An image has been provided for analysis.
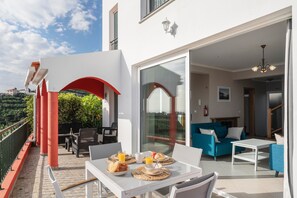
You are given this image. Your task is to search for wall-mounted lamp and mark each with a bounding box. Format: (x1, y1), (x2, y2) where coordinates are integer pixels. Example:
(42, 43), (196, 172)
(162, 18), (178, 37)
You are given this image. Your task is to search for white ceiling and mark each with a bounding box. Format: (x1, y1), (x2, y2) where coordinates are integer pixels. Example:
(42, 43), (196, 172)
(190, 21), (287, 71)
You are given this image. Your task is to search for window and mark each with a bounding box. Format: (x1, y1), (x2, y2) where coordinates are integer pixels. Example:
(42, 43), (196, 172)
(149, 0), (168, 13)
(141, 0), (171, 19)
(140, 58), (186, 154)
(109, 5), (118, 50)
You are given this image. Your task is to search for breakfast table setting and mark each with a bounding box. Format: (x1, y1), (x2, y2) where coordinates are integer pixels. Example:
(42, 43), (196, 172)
(85, 151), (202, 198)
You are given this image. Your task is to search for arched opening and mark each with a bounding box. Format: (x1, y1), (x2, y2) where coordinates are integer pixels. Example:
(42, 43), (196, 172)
(141, 82), (178, 153)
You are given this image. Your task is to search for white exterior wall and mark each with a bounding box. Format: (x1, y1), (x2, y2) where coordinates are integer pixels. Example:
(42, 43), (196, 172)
(103, 0), (297, 195)
(40, 50), (121, 93)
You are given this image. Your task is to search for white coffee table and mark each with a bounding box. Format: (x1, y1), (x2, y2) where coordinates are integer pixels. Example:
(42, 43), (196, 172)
(231, 138), (275, 171)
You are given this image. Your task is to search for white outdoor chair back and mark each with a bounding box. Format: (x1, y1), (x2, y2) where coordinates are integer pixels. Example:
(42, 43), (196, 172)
(47, 166), (96, 197)
(172, 143), (202, 167)
(169, 172), (218, 198)
(89, 142), (122, 160)
(47, 166), (64, 198)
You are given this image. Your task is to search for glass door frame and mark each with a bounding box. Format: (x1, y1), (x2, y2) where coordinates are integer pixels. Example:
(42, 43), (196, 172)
(137, 52), (190, 152)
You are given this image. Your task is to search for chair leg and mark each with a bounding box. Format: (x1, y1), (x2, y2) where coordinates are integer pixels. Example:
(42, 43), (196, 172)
(275, 171), (279, 177)
(76, 149), (79, 158)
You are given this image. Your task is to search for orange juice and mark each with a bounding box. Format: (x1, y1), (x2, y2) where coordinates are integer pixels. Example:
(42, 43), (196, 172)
(145, 156), (153, 165)
(118, 152), (126, 163)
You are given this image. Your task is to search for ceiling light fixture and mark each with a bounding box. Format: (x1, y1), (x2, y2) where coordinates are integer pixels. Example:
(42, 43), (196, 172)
(251, 44), (276, 73)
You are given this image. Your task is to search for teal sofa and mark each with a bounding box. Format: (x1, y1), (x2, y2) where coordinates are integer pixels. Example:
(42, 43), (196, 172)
(191, 122), (246, 160)
(270, 144), (284, 177)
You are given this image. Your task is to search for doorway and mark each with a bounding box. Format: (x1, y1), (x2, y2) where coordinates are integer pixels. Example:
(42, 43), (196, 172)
(244, 88), (255, 137)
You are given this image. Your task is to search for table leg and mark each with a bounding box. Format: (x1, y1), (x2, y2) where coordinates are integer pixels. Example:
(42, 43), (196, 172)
(254, 148), (258, 171)
(85, 168), (93, 198)
(231, 144), (235, 165)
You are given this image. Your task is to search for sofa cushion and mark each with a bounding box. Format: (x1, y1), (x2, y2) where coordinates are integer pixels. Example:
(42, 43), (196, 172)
(275, 133), (284, 145)
(200, 128), (220, 143)
(214, 126), (227, 138)
(226, 127), (243, 140)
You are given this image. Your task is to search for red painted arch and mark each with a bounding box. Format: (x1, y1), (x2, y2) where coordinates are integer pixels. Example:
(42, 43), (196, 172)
(61, 77), (120, 98)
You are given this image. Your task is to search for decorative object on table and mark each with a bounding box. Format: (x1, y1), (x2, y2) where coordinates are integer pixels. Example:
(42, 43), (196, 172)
(251, 44), (276, 73)
(134, 153), (144, 163)
(217, 86), (231, 102)
(131, 166), (170, 181)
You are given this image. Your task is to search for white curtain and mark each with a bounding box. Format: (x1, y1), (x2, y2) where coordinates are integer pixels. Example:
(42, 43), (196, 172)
(284, 19), (293, 198)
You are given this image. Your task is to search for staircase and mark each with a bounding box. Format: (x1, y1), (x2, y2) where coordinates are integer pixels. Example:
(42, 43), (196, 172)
(267, 104), (283, 139)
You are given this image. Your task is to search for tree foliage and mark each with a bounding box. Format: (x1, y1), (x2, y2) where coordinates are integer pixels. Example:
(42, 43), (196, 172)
(81, 94), (102, 127)
(0, 93), (27, 129)
(25, 95), (34, 131)
(58, 93), (83, 124)
(58, 93), (102, 127)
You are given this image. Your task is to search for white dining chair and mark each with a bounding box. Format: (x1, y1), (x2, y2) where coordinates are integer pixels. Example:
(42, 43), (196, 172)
(47, 166), (96, 198)
(89, 142), (122, 160)
(172, 143), (203, 167)
(169, 172), (218, 198)
(155, 143), (203, 197)
(89, 142), (122, 197)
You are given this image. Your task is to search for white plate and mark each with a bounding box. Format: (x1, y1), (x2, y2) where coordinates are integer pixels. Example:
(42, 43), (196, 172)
(107, 167), (129, 176)
(142, 167), (164, 176)
(111, 154), (133, 161)
(154, 156), (170, 162)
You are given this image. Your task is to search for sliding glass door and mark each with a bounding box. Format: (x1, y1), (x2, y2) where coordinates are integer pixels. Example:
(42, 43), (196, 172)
(140, 58), (186, 154)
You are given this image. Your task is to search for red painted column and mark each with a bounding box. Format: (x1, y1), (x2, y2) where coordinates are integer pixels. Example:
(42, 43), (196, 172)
(48, 92), (59, 167)
(36, 92), (41, 146)
(169, 97), (177, 148)
(40, 82), (48, 155)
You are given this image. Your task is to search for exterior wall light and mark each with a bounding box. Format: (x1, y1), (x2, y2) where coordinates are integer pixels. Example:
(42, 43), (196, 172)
(162, 18), (178, 37)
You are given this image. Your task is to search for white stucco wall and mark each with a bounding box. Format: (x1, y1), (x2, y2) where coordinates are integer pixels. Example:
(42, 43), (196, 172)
(40, 50), (121, 93)
(102, 2), (297, 195)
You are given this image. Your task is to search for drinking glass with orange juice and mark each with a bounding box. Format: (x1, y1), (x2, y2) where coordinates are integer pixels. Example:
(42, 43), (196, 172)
(145, 156), (153, 165)
(118, 152), (126, 163)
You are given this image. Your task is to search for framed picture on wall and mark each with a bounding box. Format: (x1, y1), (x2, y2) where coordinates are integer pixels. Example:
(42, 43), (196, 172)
(217, 86), (231, 102)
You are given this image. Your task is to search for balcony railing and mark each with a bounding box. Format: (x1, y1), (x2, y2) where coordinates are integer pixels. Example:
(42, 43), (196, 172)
(110, 38), (118, 50)
(0, 119), (30, 189)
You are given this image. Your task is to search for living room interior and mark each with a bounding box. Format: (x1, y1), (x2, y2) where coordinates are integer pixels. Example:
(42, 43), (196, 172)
(188, 20), (287, 197)
(189, 20), (286, 139)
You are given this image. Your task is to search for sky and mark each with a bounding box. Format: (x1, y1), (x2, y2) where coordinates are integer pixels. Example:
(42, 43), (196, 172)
(0, 0), (102, 93)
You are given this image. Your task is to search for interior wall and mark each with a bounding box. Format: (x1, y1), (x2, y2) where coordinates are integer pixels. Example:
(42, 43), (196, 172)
(191, 65), (254, 127)
(190, 73), (210, 123)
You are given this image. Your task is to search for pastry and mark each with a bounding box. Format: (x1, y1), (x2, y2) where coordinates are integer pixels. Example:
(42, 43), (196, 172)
(154, 153), (165, 160)
(108, 161), (119, 173)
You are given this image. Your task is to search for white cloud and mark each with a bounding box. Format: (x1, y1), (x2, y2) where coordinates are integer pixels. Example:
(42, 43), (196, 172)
(0, 0), (98, 92)
(0, 0), (77, 29)
(0, 20), (73, 92)
(0, 0), (97, 32)
(69, 4), (97, 32)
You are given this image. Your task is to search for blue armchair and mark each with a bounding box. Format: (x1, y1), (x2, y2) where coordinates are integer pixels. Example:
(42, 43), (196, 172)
(270, 144), (284, 177)
(191, 122), (246, 160)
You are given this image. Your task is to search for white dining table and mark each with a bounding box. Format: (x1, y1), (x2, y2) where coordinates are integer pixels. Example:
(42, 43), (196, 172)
(85, 158), (202, 198)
